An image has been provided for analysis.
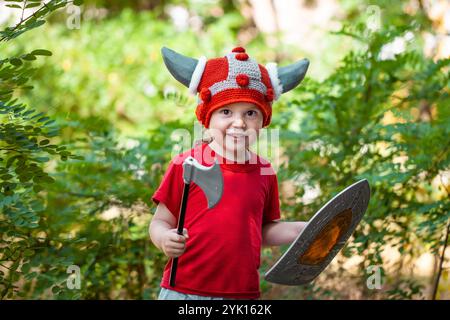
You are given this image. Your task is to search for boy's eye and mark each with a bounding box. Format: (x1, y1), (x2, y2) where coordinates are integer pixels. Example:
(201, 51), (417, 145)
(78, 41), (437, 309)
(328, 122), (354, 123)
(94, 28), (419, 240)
(219, 109), (258, 117)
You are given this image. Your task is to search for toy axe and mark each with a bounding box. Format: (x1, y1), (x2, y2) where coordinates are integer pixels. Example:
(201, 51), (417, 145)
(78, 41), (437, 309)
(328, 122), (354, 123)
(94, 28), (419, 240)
(169, 156), (223, 287)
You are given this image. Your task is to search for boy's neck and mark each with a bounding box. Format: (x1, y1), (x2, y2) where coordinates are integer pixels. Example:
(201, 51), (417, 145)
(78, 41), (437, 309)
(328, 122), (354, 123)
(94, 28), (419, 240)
(208, 140), (250, 163)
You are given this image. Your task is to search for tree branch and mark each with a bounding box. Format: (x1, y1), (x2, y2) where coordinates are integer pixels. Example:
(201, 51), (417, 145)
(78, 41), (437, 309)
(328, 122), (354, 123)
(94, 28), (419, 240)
(0, 0), (75, 42)
(432, 219), (450, 300)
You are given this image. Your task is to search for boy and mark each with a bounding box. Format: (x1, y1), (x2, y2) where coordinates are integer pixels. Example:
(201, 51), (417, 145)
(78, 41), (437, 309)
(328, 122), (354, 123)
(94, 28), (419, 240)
(150, 46), (309, 300)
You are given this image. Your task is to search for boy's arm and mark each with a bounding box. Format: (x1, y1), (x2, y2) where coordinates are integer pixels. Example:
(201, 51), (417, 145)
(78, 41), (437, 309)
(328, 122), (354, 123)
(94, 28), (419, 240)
(149, 202), (188, 257)
(149, 202), (176, 250)
(262, 220), (307, 247)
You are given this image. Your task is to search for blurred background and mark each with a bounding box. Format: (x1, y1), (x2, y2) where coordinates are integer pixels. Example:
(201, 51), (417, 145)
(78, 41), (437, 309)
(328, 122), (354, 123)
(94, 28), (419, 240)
(0, 0), (449, 299)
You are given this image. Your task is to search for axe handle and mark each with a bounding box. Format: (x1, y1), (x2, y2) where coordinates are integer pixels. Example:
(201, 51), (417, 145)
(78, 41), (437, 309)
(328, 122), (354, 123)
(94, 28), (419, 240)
(169, 182), (190, 287)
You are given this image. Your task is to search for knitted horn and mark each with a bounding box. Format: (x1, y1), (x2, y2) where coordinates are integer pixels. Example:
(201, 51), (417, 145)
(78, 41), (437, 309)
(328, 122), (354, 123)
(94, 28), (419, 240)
(278, 58), (310, 93)
(161, 47), (207, 94)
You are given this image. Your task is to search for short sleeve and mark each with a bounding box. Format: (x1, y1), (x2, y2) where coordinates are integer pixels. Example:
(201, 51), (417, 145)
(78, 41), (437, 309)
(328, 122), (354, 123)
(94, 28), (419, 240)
(262, 173), (281, 224)
(151, 159), (184, 219)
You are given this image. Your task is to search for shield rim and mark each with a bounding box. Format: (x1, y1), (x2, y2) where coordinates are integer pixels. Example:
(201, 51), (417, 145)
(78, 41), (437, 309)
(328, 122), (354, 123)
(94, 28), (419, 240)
(264, 179), (370, 285)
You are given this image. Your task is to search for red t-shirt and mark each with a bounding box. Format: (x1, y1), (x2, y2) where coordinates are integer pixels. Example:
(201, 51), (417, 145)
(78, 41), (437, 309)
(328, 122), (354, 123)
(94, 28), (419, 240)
(151, 142), (281, 299)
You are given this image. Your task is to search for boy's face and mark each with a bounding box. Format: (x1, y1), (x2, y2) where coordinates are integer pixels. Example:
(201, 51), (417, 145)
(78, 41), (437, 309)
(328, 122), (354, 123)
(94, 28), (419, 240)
(208, 102), (264, 155)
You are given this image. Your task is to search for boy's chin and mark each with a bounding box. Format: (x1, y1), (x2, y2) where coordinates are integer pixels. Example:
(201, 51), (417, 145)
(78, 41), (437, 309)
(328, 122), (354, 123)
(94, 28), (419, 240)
(223, 143), (248, 154)
(213, 136), (252, 155)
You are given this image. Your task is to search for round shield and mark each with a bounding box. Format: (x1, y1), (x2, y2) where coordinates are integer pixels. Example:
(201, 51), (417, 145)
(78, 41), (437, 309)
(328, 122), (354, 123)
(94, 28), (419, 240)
(264, 179), (370, 285)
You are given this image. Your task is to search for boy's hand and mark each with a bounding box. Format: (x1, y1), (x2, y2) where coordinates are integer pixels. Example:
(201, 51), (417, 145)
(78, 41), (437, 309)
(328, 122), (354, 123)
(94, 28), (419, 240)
(161, 228), (189, 258)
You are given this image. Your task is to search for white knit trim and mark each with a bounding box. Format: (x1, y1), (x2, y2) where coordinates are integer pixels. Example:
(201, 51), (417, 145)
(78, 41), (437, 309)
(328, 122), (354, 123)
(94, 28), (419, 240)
(265, 62), (283, 100)
(188, 56), (207, 95)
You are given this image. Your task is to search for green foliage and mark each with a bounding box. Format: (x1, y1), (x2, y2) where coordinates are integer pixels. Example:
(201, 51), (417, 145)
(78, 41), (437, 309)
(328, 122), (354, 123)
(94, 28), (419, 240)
(1, 4), (249, 299)
(274, 22), (449, 299)
(0, 1), (75, 41)
(6, 7), (251, 137)
(40, 119), (181, 299)
(1, 0), (83, 299)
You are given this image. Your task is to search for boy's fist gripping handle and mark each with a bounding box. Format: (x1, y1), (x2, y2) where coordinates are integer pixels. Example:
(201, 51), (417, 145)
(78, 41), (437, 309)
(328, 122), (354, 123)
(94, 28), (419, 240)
(169, 156), (223, 287)
(169, 182), (191, 287)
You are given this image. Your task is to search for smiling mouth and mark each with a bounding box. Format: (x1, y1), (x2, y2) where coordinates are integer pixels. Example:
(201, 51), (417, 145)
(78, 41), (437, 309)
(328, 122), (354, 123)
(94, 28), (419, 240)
(227, 134), (247, 139)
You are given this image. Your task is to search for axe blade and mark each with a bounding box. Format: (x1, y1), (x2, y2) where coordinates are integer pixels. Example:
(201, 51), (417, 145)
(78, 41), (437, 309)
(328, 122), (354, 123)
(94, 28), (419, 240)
(182, 156), (223, 209)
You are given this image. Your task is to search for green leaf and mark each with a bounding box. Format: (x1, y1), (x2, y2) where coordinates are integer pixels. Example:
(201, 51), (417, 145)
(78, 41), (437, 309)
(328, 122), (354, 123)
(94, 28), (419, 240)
(33, 185), (44, 193)
(18, 174), (32, 182)
(34, 157), (49, 162)
(7, 155), (21, 167)
(6, 4), (22, 9)
(22, 54), (37, 61)
(30, 112), (45, 120)
(42, 176), (55, 183)
(24, 272), (38, 280)
(25, 2), (41, 9)
(10, 260), (20, 271)
(44, 120), (56, 126)
(51, 286), (61, 294)
(30, 49), (52, 56)
(13, 105), (26, 114)
(39, 139), (50, 146)
(24, 249), (35, 257)
(9, 58), (22, 66)
(22, 110), (36, 117)
(37, 117), (50, 123)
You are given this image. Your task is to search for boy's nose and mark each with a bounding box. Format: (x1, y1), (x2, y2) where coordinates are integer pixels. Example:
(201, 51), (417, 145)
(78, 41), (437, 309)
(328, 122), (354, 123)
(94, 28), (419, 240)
(231, 116), (246, 128)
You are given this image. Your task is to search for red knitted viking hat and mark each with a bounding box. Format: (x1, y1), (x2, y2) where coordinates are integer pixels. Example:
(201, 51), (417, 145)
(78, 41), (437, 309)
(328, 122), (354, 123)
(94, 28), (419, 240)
(190, 47), (281, 128)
